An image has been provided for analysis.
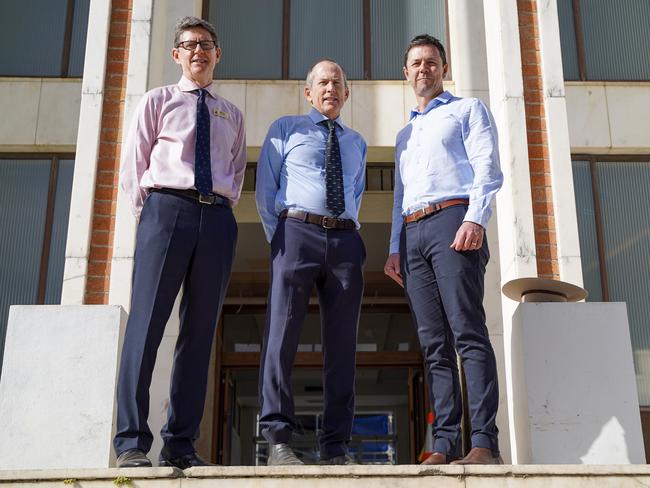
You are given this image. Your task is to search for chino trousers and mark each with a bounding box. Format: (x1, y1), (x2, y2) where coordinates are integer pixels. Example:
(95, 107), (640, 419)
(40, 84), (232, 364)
(400, 204), (499, 457)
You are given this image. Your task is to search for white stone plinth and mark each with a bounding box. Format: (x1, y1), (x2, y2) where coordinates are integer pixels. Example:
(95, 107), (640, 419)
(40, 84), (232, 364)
(0, 305), (127, 470)
(510, 302), (645, 463)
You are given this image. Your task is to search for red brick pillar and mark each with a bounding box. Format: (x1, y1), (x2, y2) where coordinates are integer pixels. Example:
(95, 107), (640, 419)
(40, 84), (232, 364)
(517, 0), (559, 279)
(85, 1), (132, 304)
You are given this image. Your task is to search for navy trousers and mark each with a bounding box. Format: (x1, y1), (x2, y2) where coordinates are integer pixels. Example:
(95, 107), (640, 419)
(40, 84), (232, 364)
(113, 191), (237, 458)
(259, 217), (365, 459)
(400, 205), (499, 457)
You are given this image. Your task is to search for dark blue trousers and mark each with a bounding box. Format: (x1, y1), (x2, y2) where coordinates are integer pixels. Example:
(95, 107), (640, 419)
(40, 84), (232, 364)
(400, 205), (499, 457)
(113, 191), (237, 458)
(259, 217), (365, 459)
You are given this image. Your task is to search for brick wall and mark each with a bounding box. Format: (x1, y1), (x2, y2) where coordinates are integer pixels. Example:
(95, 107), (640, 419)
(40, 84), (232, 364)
(518, 0), (559, 279)
(85, 1), (132, 304)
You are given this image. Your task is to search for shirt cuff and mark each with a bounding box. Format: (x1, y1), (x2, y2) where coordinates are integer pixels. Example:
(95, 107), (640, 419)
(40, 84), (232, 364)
(389, 239), (400, 255)
(464, 204), (492, 229)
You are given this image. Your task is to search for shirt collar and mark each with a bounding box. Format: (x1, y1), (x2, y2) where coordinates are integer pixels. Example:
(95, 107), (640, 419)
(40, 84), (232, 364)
(177, 76), (217, 99)
(308, 107), (343, 130)
(409, 90), (453, 120)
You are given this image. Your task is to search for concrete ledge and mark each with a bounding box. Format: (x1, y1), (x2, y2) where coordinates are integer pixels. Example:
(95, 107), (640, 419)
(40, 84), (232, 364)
(2, 465), (650, 487)
(0, 467), (181, 481)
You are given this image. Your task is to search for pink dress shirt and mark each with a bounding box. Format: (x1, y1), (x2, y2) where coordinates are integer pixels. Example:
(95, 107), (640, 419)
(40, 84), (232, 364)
(120, 76), (247, 217)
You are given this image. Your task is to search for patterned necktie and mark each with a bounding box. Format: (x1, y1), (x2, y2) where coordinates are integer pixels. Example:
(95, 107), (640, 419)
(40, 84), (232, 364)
(322, 119), (345, 216)
(194, 88), (213, 195)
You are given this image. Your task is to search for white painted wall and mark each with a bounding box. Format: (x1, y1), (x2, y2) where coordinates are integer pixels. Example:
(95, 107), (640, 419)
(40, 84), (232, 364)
(566, 82), (650, 154)
(0, 79), (80, 149)
(2, 80), (648, 155)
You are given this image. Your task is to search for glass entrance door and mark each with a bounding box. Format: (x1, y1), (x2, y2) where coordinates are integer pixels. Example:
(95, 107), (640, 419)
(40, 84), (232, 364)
(213, 307), (426, 465)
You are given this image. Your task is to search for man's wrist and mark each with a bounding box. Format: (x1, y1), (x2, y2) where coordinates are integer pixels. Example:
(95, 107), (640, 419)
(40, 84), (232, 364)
(462, 219), (484, 230)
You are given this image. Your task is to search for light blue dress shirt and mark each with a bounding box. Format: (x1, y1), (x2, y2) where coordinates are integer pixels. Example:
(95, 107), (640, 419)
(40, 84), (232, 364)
(256, 108), (367, 242)
(389, 91), (503, 254)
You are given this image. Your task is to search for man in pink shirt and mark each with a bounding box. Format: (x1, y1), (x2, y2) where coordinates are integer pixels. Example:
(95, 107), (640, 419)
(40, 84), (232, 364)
(114, 16), (245, 469)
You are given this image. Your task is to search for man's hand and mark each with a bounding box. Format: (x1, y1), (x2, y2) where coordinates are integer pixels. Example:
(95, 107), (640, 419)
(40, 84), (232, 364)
(450, 221), (484, 251)
(384, 253), (403, 287)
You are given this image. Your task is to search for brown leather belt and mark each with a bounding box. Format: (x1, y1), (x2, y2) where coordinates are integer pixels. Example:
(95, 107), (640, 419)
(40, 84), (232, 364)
(151, 187), (230, 207)
(279, 209), (356, 230)
(404, 199), (469, 224)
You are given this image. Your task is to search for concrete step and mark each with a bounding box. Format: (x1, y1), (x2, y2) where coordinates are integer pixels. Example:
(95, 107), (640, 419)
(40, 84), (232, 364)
(1, 465), (650, 487)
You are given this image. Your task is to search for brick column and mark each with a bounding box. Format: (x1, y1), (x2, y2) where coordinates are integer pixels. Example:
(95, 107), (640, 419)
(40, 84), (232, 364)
(517, 0), (559, 279)
(85, 1), (132, 304)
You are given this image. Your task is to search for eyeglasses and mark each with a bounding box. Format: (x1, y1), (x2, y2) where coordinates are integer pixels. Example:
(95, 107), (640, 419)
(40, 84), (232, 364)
(177, 40), (217, 51)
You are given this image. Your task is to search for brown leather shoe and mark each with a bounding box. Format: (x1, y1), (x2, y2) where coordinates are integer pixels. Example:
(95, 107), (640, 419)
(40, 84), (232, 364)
(421, 452), (449, 465)
(450, 447), (503, 465)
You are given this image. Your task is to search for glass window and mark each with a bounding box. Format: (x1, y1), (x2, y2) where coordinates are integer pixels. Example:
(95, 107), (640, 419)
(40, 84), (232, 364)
(0, 156), (75, 376)
(571, 160), (602, 301)
(205, 0), (449, 80)
(572, 158), (650, 405)
(223, 312), (419, 353)
(68, 0), (91, 77)
(596, 161), (650, 404)
(371, 0), (447, 80)
(559, 0), (650, 80)
(557, 0), (580, 81)
(44, 159), (75, 303)
(289, 0), (364, 80)
(209, 0), (283, 79)
(0, 0), (90, 77)
(580, 0), (650, 80)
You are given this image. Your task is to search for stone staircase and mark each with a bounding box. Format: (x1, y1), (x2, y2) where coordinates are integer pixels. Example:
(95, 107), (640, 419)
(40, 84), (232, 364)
(2, 465), (650, 487)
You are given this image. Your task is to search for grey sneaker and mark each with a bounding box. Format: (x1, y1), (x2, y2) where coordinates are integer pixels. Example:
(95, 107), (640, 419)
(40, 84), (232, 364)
(319, 454), (357, 465)
(267, 443), (304, 465)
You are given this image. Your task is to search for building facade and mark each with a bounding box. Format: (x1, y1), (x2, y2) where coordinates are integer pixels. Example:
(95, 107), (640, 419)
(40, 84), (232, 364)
(0, 0), (649, 464)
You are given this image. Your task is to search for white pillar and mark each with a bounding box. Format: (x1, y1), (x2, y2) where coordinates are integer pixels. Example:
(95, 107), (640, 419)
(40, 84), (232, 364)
(447, 0), (489, 101)
(448, 0), (511, 462)
(61, 0), (112, 304)
(482, 0), (538, 464)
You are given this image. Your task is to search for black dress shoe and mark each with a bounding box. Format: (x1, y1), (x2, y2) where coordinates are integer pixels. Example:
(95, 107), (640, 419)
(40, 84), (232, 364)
(159, 452), (215, 469)
(116, 449), (152, 468)
(267, 443), (304, 465)
(319, 453), (357, 465)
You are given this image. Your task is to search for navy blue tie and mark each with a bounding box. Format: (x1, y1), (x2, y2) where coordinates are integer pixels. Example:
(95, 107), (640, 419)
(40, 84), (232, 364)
(194, 88), (213, 195)
(322, 119), (345, 216)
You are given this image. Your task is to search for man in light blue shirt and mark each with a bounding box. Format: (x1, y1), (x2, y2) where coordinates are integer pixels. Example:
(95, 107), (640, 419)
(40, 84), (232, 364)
(384, 35), (503, 465)
(256, 59), (367, 466)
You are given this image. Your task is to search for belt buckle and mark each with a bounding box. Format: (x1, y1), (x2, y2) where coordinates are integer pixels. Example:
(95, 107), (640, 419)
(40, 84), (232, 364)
(321, 216), (337, 229)
(198, 194), (215, 205)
